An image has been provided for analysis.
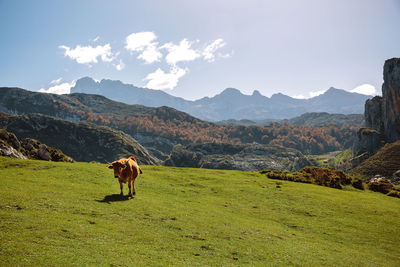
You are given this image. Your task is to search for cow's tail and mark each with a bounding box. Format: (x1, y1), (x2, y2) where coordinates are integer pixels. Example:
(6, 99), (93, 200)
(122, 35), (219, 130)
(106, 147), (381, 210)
(139, 168), (143, 174)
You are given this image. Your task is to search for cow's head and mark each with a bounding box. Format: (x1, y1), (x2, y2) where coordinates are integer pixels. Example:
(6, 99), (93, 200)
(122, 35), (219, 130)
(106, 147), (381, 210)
(108, 161), (127, 178)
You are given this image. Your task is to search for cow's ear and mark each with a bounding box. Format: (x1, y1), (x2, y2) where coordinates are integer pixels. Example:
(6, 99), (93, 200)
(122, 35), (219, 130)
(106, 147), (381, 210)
(108, 165), (113, 169)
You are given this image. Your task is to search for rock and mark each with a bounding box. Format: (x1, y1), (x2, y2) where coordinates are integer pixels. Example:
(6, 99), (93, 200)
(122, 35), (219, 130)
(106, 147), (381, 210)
(365, 96), (384, 132)
(367, 176), (394, 194)
(353, 128), (384, 163)
(393, 170), (400, 182)
(38, 144), (51, 161)
(353, 58), (400, 165)
(0, 129), (20, 149)
(383, 58), (400, 142)
(0, 141), (27, 159)
(0, 128), (73, 162)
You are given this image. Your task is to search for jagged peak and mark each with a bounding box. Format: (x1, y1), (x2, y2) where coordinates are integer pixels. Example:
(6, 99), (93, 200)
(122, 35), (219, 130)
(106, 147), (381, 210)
(252, 90), (262, 96)
(270, 92), (293, 100)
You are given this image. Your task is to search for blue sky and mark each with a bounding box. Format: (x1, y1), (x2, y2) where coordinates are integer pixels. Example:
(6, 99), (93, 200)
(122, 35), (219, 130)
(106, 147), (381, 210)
(0, 0), (399, 100)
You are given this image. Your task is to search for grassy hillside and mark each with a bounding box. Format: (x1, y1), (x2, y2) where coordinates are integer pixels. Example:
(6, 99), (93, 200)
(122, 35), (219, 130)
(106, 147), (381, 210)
(0, 157), (399, 266)
(351, 141), (400, 179)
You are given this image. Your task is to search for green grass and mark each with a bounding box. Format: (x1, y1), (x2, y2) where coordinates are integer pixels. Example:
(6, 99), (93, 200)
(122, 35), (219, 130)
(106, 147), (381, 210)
(327, 148), (354, 171)
(0, 157), (399, 266)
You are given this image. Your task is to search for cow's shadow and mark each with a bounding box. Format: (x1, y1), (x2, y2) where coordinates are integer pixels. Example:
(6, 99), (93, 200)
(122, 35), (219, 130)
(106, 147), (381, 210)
(96, 194), (133, 204)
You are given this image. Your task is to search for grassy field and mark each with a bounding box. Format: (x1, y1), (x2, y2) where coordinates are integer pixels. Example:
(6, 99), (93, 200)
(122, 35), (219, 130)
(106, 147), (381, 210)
(0, 157), (399, 266)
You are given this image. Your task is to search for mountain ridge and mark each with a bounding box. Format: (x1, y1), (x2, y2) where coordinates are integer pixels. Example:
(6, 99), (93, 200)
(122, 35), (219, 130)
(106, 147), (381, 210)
(70, 77), (372, 121)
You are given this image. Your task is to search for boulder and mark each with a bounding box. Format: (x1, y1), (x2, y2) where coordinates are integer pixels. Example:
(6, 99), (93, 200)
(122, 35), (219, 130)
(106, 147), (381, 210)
(0, 129), (20, 150)
(0, 140), (27, 159)
(38, 144), (51, 161)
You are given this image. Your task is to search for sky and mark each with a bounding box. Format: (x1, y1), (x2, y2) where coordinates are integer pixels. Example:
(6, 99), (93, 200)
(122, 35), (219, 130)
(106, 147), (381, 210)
(0, 0), (399, 100)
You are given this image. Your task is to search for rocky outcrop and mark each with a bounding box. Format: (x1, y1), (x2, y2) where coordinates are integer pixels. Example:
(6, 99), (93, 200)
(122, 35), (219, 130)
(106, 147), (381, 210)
(164, 143), (311, 171)
(365, 96), (384, 132)
(0, 141), (26, 159)
(383, 58), (400, 142)
(0, 113), (159, 164)
(353, 128), (384, 158)
(0, 129), (72, 162)
(353, 58), (400, 165)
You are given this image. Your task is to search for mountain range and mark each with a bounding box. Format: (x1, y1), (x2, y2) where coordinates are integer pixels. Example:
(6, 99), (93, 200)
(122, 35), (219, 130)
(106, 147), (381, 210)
(71, 77), (372, 121)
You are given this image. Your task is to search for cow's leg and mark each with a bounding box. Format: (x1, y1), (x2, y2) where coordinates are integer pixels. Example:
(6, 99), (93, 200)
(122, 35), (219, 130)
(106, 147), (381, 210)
(132, 180), (136, 195)
(128, 180), (132, 197)
(119, 181), (123, 196)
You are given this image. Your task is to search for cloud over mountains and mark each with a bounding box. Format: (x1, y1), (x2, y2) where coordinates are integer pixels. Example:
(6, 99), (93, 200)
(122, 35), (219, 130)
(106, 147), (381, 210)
(57, 31), (232, 91)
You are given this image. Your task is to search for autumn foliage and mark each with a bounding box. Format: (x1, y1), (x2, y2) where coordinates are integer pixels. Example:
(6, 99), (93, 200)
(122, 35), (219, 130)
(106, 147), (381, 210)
(81, 107), (357, 155)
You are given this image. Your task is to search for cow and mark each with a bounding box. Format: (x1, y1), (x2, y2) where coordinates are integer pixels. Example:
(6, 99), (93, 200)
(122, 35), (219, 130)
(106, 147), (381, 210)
(108, 156), (143, 196)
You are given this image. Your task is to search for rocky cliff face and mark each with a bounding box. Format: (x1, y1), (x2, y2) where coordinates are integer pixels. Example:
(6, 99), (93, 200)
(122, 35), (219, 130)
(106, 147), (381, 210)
(365, 96), (384, 132)
(383, 58), (400, 142)
(354, 58), (400, 165)
(0, 129), (73, 162)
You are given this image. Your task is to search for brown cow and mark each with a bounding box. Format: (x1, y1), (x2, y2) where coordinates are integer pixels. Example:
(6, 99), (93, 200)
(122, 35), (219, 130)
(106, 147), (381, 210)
(108, 156), (143, 196)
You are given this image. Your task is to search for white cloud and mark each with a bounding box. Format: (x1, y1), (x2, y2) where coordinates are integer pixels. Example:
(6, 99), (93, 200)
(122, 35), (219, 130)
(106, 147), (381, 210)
(138, 44), (162, 64)
(92, 36), (100, 42)
(202, 39), (227, 62)
(114, 59), (125, 71)
(309, 89), (326, 98)
(125, 31), (162, 64)
(59, 44), (115, 64)
(144, 67), (187, 90)
(49, 77), (62, 85)
(350, 84), (378, 95)
(161, 39), (200, 66)
(291, 89), (326, 99)
(38, 80), (76, 95)
(292, 94), (306, 99)
(125, 32), (157, 51)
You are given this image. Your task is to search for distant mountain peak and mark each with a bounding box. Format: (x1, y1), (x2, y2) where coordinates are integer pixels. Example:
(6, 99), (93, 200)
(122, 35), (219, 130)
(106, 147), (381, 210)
(69, 76), (371, 121)
(252, 90), (262, 96)
(220, 88), (242, 95)
(325, 87), (348, 94)
(270, 92), (293, 100)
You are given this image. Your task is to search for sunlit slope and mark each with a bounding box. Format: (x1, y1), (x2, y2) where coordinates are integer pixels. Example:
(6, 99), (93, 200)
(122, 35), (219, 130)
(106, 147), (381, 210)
(0, 157), (399, 266)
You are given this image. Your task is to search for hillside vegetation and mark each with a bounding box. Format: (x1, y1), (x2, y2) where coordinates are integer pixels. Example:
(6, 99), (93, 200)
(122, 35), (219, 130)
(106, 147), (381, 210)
(281, 112), (364, 127)
(0, 157), (399, 266)
(0, 113), (158, 164)
(0, 87), (358, 156)
(351, 141), (400, 179)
